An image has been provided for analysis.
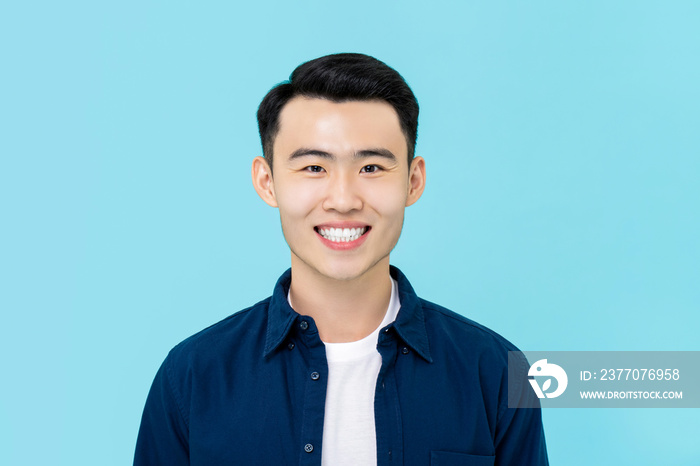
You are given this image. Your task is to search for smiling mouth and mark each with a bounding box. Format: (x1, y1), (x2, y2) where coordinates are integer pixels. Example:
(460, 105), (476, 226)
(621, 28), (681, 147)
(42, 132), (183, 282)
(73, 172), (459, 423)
(314, 226), (370, 243)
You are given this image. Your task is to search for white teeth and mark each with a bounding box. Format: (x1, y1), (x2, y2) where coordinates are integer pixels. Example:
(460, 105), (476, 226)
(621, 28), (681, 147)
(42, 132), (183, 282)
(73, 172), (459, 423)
(318, 226), (367, 243)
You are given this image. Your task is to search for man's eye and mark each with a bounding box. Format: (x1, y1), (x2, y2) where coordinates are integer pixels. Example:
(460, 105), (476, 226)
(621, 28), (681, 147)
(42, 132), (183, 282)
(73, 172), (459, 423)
(305, 165), (325, 173)
(361, 165), (380, 173)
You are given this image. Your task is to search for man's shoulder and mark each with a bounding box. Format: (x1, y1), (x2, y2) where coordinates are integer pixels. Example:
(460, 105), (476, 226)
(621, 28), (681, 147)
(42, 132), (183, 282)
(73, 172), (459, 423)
(419, 298), (521, 354)
(165, 297), (272, 367)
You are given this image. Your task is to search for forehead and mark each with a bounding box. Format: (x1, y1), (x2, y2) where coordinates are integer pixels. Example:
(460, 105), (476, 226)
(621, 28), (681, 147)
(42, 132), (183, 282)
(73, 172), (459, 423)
(273, 97), (407, 162)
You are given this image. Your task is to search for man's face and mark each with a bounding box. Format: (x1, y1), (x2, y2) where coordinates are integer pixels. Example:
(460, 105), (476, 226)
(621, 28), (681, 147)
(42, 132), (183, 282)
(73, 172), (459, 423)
(253, 96), (425, 282)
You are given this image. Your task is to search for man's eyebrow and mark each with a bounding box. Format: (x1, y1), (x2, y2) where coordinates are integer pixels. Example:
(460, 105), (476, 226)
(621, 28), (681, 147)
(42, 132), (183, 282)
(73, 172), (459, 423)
(286, 148), (398, 162)
(288, 148), (334, 160)
(354, 148), (397, 161)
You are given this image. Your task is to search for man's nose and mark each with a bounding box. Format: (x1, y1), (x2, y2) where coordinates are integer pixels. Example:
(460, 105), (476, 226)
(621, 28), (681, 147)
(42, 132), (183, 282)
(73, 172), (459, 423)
(321, 172), (363, 213)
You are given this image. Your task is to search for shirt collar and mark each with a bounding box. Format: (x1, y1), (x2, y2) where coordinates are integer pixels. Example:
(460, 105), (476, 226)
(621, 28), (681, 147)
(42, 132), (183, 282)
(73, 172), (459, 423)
(389, 266), (433, 363)
(263, 266), (432, 363)
(263, 268), (297, 358)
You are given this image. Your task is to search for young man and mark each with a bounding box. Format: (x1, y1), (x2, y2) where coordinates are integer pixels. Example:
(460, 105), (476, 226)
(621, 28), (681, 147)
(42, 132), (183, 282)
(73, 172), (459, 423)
(135, 53), (548, 465)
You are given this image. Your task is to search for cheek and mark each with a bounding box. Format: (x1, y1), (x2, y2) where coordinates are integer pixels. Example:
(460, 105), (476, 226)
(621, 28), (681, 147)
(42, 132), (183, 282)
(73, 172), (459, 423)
(275, 182), (320, 220)
(368, 182), (408, 223)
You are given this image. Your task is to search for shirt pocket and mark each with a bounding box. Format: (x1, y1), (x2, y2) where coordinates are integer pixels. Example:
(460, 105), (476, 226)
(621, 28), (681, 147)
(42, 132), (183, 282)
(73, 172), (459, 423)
(430, 450), (495, 466)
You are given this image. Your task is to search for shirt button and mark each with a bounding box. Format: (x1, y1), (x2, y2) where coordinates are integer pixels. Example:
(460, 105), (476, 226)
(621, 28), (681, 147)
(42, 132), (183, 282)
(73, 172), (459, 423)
(401, 346), (410, 355)
(304, 443), (314, 453)
(287, 342), (295, 350)
(310, 371), (320, 381)
(299, 321), (309, 331)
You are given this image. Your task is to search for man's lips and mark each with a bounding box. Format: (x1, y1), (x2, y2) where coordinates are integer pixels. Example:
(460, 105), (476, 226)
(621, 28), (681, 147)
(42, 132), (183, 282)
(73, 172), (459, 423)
(314, 224), (371, 249)
(314, 225), (370, 241)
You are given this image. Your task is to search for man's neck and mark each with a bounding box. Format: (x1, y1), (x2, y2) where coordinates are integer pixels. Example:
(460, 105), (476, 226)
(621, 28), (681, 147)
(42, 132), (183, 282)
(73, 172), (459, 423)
(288, 258), (393, 343)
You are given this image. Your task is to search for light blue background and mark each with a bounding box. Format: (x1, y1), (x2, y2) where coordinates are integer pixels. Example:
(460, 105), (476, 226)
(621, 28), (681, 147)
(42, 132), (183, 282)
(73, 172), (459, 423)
(1, 1), (698, 464)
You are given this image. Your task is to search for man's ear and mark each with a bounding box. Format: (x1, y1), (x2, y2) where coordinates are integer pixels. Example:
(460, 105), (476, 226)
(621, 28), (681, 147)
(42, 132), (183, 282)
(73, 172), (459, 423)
(252, 156), (278, 207)
(406, 156), (426, 206)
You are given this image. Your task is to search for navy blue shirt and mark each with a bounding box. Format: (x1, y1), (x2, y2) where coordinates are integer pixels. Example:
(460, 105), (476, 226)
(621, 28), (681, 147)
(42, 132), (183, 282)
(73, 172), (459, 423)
(135, 267), (548, 465)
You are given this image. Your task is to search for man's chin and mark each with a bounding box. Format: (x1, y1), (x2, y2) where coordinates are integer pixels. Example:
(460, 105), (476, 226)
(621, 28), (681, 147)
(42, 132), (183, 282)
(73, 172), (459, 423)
(312, 257), (392, 284)
(289, 248), (392, 283)
(313, 264), (369, 282)
(293, 259), (365, 283)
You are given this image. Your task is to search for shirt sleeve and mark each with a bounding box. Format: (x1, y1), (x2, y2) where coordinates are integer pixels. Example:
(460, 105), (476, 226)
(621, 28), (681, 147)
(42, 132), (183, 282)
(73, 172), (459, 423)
(494, 353), (549, 466)
(134, 356), (190, 466)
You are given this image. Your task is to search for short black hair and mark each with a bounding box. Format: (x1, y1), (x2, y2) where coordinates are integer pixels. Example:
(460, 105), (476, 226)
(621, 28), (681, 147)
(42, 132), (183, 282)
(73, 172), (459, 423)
(257, 53), (419, 171)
